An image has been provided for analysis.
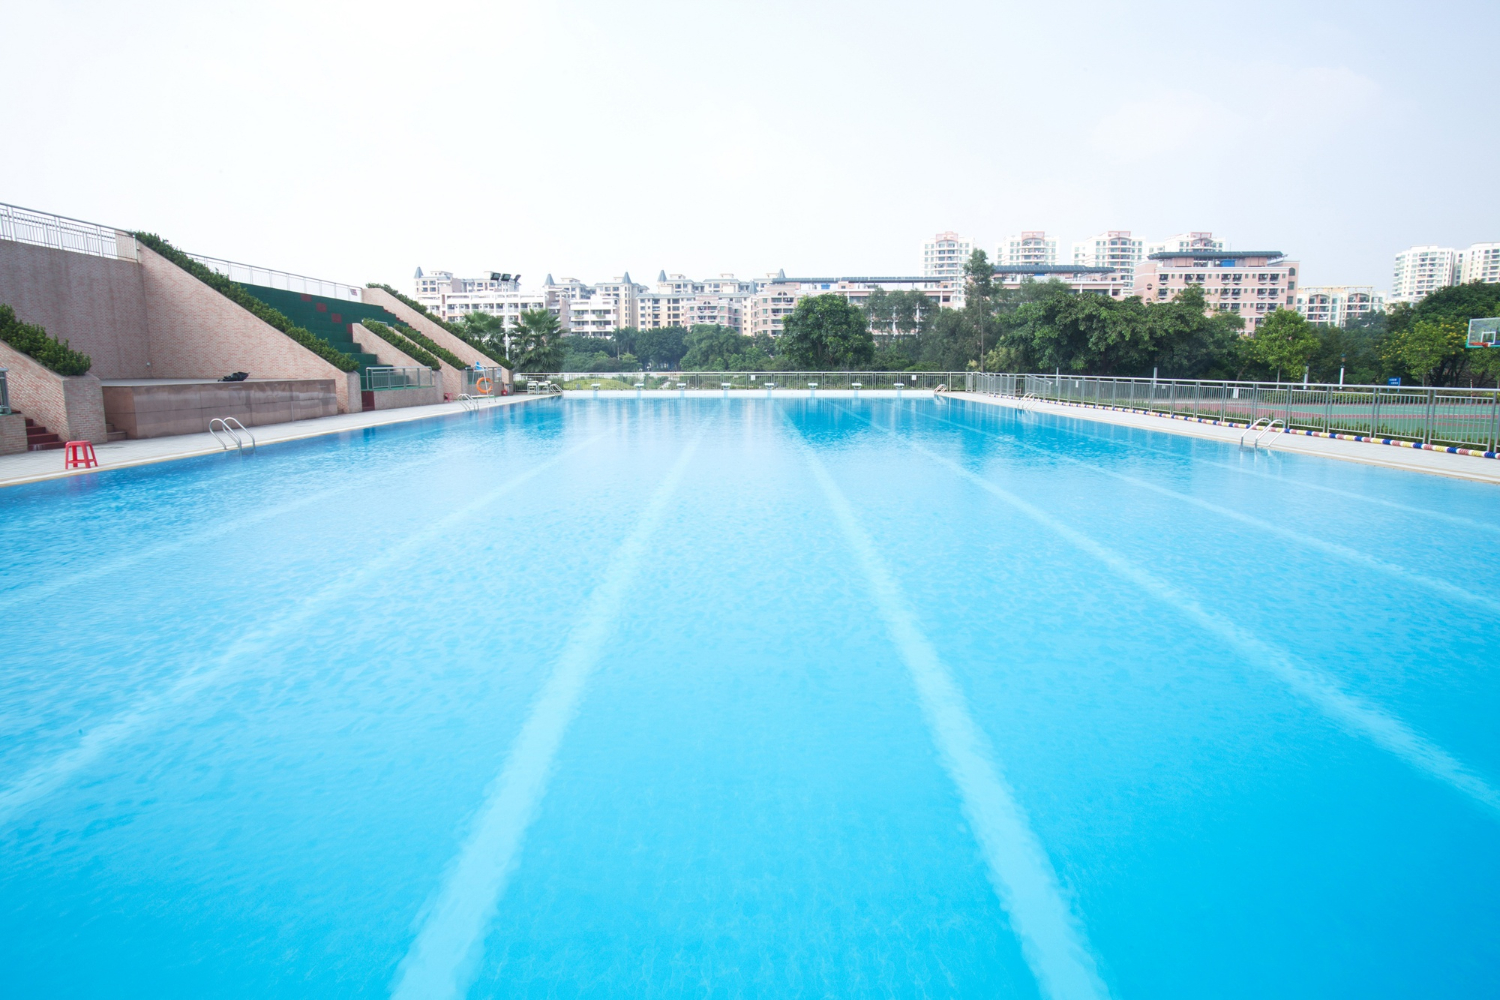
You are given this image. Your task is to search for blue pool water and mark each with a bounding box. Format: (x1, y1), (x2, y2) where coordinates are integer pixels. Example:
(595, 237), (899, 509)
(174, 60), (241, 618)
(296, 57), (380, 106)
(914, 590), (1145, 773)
(2, 397), (1497, 998)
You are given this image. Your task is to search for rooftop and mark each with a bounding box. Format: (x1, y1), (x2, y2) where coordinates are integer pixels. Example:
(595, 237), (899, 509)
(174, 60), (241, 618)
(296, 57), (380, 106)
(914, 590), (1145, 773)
(993, 264), (1117, 275)
(1147, 250), (1285, 261)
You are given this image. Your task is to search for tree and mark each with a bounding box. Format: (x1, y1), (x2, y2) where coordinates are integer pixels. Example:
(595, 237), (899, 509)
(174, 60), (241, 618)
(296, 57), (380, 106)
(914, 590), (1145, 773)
(681, 325), (750, 369)
(459, 312), (506, 360)
(633, 326), (688, 370)
(1382, 318), (1467, 385)
(1245, 308), (1319, 381)
(779, 294), (875, 369)
(510, 309), (564, 372)
(963, 249), (996, 368)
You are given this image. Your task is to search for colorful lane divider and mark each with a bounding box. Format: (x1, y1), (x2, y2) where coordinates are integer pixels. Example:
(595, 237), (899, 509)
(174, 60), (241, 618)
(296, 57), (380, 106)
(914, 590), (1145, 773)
(976, 395), (1500, 461)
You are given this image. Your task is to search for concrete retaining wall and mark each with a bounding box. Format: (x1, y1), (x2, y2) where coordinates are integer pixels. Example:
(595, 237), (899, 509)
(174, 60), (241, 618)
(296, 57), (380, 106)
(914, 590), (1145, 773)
(136, 245), (359, 413)
(0, 238), (152, 379)
(101, 379), (339, 438)
(364, 383), (445, 410)
(0, 340), (106, 443)
(0, 412), (25, 455)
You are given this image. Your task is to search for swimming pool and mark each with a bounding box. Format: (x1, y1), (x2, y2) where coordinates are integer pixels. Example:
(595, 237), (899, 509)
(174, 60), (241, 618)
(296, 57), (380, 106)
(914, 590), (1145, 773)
(2, 397), (1497, 998)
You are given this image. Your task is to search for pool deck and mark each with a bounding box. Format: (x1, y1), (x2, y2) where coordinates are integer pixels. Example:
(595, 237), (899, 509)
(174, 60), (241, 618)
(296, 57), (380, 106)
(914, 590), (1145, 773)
(953, 392), (1500, 485)
(0, 394), (555, 489)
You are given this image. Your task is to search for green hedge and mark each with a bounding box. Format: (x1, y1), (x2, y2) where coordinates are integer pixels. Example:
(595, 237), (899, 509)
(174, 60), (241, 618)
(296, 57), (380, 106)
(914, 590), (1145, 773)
(0, 303), (92, 375)
(396, 325), (467, 369)
(366, 283), (472, 340)
(360, 320), (441, 370)
(134, 232), (360, 372)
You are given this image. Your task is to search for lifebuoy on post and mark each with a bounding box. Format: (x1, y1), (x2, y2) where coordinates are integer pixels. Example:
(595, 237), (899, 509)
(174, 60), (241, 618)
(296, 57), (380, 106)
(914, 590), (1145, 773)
(475, 376), (493, 394)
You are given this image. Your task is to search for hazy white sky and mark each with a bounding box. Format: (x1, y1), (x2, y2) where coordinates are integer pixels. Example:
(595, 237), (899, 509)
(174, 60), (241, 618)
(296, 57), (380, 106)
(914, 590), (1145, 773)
(2, 0), (1496, 293)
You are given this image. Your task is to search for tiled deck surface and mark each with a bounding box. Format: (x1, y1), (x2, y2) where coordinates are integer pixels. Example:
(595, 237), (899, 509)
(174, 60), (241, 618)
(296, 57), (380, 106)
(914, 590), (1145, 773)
(0, 394), (554, 488)
(955, 392), (1500, 485)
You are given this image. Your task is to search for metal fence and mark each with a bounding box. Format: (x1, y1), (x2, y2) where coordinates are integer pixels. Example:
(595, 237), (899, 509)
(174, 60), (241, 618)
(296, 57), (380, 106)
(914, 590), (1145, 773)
(0, 368), (9, 415)
(968, 372), (1500, 451)
(462, 368), (508, 396)
(534, 371), (965, 391)
(0, 201), (137, 261)
(361, 366), (435, 391)
(186, 252), (363, 302)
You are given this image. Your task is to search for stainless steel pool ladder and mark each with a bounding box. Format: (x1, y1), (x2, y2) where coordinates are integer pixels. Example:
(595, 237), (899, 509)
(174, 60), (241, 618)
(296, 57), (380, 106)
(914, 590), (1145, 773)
(1240, 417), (1285, 450)
(208, 416), (255, 453)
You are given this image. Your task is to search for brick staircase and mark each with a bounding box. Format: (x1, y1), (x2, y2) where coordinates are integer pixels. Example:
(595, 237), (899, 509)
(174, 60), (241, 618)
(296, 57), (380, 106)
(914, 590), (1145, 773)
(24, 417), (63, 451)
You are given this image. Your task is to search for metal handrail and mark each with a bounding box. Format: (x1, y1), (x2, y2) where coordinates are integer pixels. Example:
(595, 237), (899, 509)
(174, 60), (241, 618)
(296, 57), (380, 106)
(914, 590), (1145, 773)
(972, 372), (1500, 452)
(1256, 418), (1286, 449)
(0, 200), (137, 261)
(208, 416), (255, 452)
(1240, 417), (1271, 447)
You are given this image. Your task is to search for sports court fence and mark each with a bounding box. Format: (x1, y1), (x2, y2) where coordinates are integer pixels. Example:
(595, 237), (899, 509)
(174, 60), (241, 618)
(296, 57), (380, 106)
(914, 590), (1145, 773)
(968, 372), (1500, 452)
(362, 366), (435, 392)
(533, 371), (964, 392)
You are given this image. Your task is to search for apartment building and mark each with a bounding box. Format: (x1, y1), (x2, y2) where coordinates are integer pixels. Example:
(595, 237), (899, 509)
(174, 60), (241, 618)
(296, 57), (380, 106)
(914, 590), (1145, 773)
(994, 264), (1132, 297)
(633, 271), (759, 332)
(1460, 243), (1500, 285)
(1134, 250), (1298, 332)
(412, 267), (554, 329)
(1072, 231), (1145, 284)
(1000, 231), (1058, 267)
(1293, 286), (1384, 326)
(1391, 246), (1460, 304)
(741, 275), (959, 338)
(922, 232), (973, 279)
(1144, 232), (1224, 256)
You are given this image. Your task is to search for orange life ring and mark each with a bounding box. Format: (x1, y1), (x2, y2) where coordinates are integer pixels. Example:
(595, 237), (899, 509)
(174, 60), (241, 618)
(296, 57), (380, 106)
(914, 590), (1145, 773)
(474, 376), (492, 394)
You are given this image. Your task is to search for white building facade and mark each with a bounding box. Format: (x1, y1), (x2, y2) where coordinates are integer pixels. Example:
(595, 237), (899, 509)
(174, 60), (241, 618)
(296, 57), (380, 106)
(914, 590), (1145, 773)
(1071, 231), (1145, 285)
(995, 264), (1132, 297)
(1460, 243), (1500, 286)
(1134, 250), (1298, 333)
(922, 232), (973, 279)
(1144, 232), (1224, 256)
(1293, 286), (1384, 326)
(1391, 246), (1460, 304)
(1000, 231), (1058, 267)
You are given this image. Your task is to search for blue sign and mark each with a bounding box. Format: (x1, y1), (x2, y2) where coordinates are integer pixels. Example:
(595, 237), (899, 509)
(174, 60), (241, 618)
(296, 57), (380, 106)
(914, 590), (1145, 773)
(1387, 377), (1401, 386)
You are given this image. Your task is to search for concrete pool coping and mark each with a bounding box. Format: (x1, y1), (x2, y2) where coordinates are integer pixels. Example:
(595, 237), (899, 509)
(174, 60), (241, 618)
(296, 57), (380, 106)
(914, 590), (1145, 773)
(6, 388), (1496, 489)
(0, 394), (555, 489)
(951, 392), (1500, 485)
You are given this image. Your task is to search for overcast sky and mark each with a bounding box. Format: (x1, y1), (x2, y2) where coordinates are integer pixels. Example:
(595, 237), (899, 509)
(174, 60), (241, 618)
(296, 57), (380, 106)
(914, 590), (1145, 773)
(3, 0), (1496, 294)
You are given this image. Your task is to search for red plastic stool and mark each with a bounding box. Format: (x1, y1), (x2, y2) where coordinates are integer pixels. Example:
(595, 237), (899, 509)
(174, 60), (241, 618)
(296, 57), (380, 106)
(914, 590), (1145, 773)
(64, 441), (98, 469)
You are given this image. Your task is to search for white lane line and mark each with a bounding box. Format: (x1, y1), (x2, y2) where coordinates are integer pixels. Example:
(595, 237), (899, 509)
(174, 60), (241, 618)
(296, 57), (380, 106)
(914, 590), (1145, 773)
(0, 410), (564, 612)
(918, 407), (1500, 616)
(390, 420), (711, 1000)
(0, 432), (609, 827)
(787, 420), (1111, 1000)
(887, 423), (1500, 821)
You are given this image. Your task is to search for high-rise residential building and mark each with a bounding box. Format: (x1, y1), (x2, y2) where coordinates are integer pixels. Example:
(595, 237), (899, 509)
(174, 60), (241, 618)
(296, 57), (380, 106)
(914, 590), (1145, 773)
(1144, 232), (1224, 256)
(1000, 231), (1058, 267)
(1391, 246), (1460, 304)
(1293, 287), (1385, 326)
(1460, 243), (1500, 285)
(1134, 249), (1299, 333)
(1071, 231), (1145, 284)
(922, 232), (973, 279)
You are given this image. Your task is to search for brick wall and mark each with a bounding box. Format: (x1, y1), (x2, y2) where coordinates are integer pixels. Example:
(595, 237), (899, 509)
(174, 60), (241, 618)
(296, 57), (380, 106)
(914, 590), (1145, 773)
(137, 245), (359, 412)
(0, 339), (107, 443)
(362, 286), (511, 391)
(0, 239), (152, 379)
(0, 412), (25, 455)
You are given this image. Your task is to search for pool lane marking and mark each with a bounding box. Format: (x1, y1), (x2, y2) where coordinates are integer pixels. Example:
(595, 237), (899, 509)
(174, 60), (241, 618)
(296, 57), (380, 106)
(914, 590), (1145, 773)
(390, 418), (713, 1000)
(0, 431), (610, 827)
(955, 397), (1500, 536)
(914, 407), (1500, 616)
(786, 418), (1112, 1000)
(835, 406), (1500, 819)
(0, 407), (569, 612)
